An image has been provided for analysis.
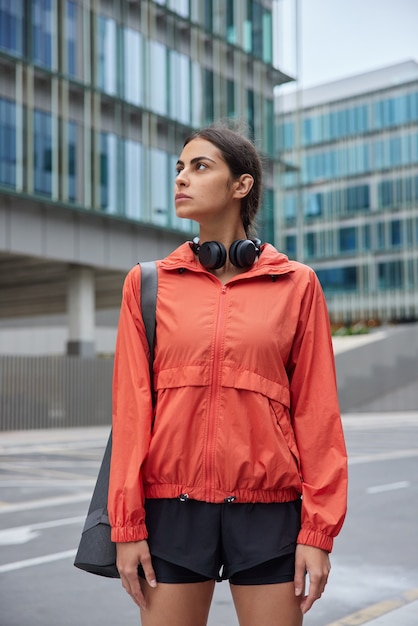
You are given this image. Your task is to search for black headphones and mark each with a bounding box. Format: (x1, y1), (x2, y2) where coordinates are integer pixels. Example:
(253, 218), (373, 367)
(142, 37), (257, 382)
(190, 237), (261, 270)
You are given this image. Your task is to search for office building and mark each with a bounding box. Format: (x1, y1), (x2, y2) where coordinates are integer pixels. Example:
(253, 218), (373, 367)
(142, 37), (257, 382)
(0, 0), (290, 355)
(276, 60), (418, 324)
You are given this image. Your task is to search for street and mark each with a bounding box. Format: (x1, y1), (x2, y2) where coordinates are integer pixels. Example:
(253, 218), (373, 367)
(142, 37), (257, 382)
(0, 413), (417, 626)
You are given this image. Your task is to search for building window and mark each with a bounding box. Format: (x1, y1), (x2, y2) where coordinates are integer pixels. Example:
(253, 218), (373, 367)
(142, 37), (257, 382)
(32, 0), (54, 69)
(150, 148), (168, 226)
(169, 49), (190, 124)
(34, 110), (52, 195)
(339, 227), (357, 252)
(0, 0), (24, 56)
(204, 69), (214, 124)
(168, 0), (189, 18)
(304, 232), (316, 258)
(124, 139), (143, 221)
(390, 220), (402, 247)
(65, 0), (77, 78)
(285, 235), (296, 257)
(124, 28), (143, 106)
(100, 132), (118, 213)
(226, 0), (235, 43)
(67, 120), (76, 202)
(0, 97), (16, 187)
(316, 266), (358, 292)
(378, 261), (403, 289)
(148, 40), (167, 116)
(97, 15), (117, 95)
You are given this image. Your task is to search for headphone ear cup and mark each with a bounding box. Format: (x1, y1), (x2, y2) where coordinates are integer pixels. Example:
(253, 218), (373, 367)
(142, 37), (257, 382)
(199, 241), (227, 269)
(229, 239), (258, 268)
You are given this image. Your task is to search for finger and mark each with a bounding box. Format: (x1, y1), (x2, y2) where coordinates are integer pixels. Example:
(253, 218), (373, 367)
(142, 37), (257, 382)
(300, 575), (325, 614)
(140, 552), (157, 589)
(121, 571), (147, 610)
(294, 556), (306, 597)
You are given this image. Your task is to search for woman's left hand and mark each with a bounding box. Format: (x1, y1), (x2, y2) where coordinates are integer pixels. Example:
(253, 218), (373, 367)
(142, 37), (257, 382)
(294, 544), (331, 614)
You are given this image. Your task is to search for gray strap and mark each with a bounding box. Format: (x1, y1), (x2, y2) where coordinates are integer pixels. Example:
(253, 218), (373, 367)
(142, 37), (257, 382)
(139, 261), (158, 360)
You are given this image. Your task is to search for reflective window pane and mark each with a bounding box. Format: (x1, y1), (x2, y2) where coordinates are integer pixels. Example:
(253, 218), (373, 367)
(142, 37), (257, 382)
(0, 97), (17, 187)
(0, 0), (24, 56)
(34, 110), (52, 195)
(32, 0), (54, 69)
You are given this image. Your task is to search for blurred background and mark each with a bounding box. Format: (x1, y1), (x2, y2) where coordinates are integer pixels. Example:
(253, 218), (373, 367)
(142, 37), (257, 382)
(0, 2), (417, 624)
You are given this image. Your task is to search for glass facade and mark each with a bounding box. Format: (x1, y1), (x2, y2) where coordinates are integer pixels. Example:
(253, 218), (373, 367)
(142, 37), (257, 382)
(0, 0), (285, 244)
(277, 63), (418, 323)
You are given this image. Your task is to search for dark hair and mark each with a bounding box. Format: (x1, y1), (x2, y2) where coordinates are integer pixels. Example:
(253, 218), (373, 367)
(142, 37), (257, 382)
(183, 123), (263, 237)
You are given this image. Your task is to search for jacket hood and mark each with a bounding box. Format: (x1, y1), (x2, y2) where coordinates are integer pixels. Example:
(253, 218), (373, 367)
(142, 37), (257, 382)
(160, 242), (294, 277)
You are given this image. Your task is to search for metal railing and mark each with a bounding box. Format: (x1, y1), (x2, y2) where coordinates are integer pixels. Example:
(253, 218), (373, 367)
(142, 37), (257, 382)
(0, 355), (113, 431)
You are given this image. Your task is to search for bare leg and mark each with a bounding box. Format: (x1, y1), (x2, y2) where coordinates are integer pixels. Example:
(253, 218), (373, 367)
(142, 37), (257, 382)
(230, 582), (303, 626)
(139, 580), (215, 626)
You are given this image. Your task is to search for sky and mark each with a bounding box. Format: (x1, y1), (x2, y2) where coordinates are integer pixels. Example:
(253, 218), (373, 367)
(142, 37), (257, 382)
(275, 0), (418, 90)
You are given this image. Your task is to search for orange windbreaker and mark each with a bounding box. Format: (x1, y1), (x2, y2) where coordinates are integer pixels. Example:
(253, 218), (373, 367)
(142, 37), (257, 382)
(109, 242), (348, 552)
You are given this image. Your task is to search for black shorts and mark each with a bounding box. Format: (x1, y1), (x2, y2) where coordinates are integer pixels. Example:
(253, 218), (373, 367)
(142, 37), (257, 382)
(138, 497), (301, 585)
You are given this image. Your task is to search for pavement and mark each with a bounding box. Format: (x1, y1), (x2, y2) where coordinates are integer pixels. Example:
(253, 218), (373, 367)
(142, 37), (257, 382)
(1, 425), (417, 626)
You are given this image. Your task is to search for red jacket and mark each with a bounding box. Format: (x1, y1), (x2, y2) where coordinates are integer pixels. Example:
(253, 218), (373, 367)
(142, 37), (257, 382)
(109, 243), (347, 552)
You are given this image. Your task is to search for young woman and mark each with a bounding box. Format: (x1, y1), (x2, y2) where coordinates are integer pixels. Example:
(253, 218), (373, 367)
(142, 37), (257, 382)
(109, 125), (348, 626)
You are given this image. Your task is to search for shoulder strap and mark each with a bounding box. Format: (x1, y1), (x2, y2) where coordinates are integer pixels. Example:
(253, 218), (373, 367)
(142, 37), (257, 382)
(139, 261), (158, 359)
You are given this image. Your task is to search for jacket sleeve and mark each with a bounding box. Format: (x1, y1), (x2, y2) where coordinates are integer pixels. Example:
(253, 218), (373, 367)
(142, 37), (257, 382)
(287, 266), (348, 553)
(108, 265), (154, 543)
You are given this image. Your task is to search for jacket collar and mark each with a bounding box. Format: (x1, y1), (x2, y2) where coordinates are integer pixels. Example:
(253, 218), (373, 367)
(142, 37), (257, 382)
(160, 242), (295, 278)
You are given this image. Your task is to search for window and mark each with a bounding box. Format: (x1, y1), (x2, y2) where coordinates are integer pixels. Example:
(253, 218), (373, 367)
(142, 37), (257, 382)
(305, 232), (316, 258)
(390, 220), (402, 247)
(65, 0), (77, 77)
(100, 132), (118, 213)
(32, 0), (54, 69)
(168, 0), (189, 18)
(378, 261), (403, 289)
(97, 16), (117, 95)
(285, 235), (296, 257)
(339, 227), (357, 252)
(150, 148), (168, 226)
(316, 266), (357, 292)
(0, 0), (24, 56)
(204, 69), (214, 124)
(67, 120), (76, 201)
(0, 97), (17, 187)
(124, 29), (142, 106)
(34, 110), (53, 195)
(124, 139), (143, 220)
(226, 0), (235, 43)
(169, 50), (190, 124)
(149, 40), (167, 116)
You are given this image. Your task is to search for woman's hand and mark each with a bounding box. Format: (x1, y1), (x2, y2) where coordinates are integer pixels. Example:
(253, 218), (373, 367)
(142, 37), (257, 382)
(294, 544), (331, 614)
(116, 540), (157, 610)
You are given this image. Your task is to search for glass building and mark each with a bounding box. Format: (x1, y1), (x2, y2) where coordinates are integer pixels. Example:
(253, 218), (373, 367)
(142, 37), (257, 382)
(0, 0), (288, 240)
(276, 60), (418, 324)
(0, 0), (291, 354)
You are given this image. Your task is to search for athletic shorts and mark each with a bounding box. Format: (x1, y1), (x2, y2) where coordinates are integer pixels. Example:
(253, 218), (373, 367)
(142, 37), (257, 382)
(138, 497), (301, 585)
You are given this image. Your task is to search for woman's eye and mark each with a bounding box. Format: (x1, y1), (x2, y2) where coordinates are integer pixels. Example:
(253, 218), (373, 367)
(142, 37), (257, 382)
(196, 162), (207, 170)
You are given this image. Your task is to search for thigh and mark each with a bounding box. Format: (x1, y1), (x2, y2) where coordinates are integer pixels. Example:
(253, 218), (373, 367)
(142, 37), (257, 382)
(139, 579), (215, 626)
(230, 582), (303, 626)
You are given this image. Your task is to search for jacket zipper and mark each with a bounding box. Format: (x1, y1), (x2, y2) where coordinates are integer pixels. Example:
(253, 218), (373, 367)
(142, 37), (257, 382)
(204, 285), (227, 501)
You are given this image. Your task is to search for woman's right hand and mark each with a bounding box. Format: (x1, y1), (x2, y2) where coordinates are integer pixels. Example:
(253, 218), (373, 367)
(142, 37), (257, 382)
(116, 540), (157, 610)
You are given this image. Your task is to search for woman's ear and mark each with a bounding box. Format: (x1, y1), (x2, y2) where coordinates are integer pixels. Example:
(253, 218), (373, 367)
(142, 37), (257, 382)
(233, 174), (254, 199)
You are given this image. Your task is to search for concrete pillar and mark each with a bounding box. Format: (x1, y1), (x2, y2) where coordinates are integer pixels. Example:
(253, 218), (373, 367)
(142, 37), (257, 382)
(66, 266), (95, 357)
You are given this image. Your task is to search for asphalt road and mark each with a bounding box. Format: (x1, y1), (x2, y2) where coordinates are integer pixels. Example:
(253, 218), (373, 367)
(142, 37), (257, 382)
(0, 413), (417, 626)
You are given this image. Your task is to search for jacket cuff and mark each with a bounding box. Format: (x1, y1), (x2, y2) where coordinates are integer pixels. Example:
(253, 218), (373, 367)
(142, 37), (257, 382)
(111, 522), (148, 543)
(297, 527), (333, 553)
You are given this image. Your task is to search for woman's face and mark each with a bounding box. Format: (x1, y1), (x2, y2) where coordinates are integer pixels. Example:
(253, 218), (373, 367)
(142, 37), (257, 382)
(174, 138), (240, 226)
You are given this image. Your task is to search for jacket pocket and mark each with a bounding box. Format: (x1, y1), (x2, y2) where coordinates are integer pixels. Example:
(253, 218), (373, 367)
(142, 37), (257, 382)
(268, 399), (302, 480)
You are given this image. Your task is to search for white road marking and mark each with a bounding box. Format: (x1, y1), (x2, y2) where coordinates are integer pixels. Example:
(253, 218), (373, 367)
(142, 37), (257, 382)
(0, 549), (77, 573)
(367, 481), (410, 494)
(0, 493), (91, 514)
(0, 516), (85, 545)
(349, 449), (418, 464)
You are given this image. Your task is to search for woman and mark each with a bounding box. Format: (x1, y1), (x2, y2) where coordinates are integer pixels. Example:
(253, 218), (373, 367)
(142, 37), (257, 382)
(109, 125), (348, 626)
